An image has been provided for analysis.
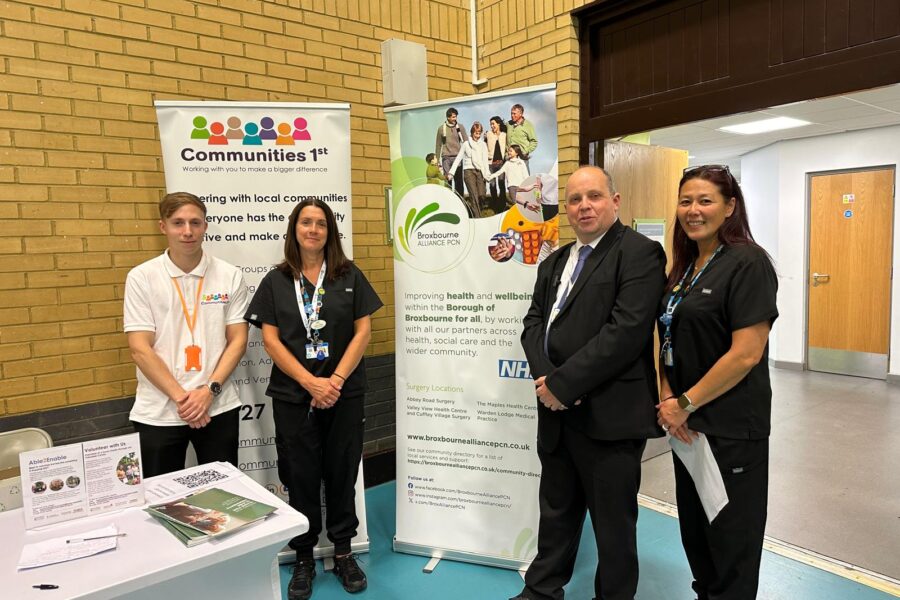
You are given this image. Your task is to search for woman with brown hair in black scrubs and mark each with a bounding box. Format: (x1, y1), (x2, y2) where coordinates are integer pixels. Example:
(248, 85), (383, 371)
(245, 199), (382, 600)
(657, 165), (778, 600)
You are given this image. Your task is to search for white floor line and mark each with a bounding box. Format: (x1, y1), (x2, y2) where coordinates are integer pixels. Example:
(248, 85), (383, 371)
(637, 493), (900, 598)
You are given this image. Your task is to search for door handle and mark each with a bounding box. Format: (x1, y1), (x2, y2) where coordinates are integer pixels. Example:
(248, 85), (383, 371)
(812, 272), (830, 287)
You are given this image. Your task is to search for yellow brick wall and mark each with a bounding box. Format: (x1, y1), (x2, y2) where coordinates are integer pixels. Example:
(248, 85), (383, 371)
(0, 0), (588, 416)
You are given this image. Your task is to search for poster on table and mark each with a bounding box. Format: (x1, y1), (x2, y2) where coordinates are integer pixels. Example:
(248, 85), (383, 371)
(155, 101), (367, 555)
(19, 433), (143, 529)
(386, 84), (558, 568)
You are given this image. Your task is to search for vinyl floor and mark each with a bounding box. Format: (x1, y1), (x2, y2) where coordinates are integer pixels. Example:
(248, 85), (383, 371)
(278, 479), (899, 600)
(640, 369), (900, 580)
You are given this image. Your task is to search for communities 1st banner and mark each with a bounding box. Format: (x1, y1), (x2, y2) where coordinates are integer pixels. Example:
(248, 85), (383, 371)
(155, 101), (367, 555)
(386, 84), (558, 567)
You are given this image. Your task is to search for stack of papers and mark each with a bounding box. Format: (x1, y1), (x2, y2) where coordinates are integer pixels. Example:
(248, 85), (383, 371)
(145, 487), (277, 547)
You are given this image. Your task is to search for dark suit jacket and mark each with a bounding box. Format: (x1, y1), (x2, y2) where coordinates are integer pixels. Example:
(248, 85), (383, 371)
(521, 220), (667, 451)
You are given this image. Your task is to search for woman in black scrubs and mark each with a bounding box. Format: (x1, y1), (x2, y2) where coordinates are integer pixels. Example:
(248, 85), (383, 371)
(656, 165), (778, 600)
(245, 199), (382, 600)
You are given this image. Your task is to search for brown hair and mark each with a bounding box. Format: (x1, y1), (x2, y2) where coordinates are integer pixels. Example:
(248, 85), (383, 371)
(159, 192), (206, 220)
(277, 199), (351, 282)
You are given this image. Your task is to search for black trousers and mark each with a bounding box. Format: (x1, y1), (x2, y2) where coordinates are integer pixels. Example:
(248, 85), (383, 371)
(273, 396), (364, 559)
(132, 407), (240, 478)
(488, 161), (507, 210)
(674, 435), (769, 600)
(522, 426), (646, 600)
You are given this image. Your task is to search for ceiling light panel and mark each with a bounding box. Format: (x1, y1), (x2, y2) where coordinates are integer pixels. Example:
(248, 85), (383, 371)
(718, 117), (812, 135)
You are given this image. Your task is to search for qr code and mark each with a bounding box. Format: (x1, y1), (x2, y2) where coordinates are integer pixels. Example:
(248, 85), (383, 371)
(172, 469), (228, 489)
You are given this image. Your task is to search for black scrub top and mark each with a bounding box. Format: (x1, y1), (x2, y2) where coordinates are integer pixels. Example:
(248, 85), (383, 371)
(659, 244), (778, 439)
(245, 263), (383, 404)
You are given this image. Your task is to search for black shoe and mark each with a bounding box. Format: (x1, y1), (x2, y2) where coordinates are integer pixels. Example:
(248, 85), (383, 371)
(333, 554), (367, 593)
(288, 559), (316, 600)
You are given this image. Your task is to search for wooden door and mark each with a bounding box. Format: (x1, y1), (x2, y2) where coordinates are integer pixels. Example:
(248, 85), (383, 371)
(604, 140), (689, 261)
(808, 167), (895, 378)
(604, 141), (689, 383)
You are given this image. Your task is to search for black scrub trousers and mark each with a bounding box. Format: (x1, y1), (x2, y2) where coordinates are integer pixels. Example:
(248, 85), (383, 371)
(246, 264), (382, 560)
(674, 436), (769, 600)
(273, 394), (364, 557)
(659, 244), (778, 600)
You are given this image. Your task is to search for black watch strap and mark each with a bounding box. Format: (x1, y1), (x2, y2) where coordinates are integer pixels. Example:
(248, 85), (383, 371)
(677, 393), (697, 413)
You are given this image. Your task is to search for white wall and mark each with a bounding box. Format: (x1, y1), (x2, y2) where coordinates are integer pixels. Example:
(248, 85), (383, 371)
(741, 125), (900, 373)
(740, 147), (782, 357)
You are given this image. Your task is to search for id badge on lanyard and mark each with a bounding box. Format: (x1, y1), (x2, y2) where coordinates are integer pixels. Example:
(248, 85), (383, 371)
(296, 261), (329, 361)
(306, 342), (329, 360)
(659, 245), (722, 369)
(172, 276), (205, 371)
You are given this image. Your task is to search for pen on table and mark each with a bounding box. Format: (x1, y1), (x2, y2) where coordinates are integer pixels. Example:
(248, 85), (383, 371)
(32, 584), (59, 590)
(66, 533), (127, 544)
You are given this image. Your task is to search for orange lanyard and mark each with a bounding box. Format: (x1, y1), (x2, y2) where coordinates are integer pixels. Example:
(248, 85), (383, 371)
(171, 276), (204, 344)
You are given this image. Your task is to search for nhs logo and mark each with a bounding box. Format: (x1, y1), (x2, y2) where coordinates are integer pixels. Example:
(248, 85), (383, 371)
(498, 359), (531, 379)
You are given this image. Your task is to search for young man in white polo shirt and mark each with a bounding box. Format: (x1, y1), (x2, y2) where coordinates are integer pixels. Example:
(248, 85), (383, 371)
(124, 192), (249, 477)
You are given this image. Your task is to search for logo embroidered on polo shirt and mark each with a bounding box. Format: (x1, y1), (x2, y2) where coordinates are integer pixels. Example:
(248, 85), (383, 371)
(200, 292), (231, 305)
(701, 288), (712, 295)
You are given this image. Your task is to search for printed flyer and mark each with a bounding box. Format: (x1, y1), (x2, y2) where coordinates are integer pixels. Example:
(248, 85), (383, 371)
(19, 433), (144, 529)
(386, 84), (557, 567)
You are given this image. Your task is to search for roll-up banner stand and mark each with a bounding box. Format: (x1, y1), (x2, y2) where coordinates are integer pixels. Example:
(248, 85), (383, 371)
(155, 102), (368, 560)
(386, 84), (558, 568)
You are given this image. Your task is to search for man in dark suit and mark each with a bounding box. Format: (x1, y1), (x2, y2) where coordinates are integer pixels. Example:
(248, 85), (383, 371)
(512, 166), (666, 600)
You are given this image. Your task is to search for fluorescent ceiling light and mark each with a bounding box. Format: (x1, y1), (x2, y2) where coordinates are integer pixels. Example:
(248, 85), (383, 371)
(718, 117), (811, 135)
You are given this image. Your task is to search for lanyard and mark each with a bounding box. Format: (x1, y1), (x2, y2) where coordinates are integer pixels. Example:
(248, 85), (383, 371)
(171, 276), (204, 345)
(659, 245), (722, 366)
(294, 261), (327, 345)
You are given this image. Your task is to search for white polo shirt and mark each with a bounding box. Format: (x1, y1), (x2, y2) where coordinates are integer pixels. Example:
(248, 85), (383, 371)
(123, 250), (249, 426)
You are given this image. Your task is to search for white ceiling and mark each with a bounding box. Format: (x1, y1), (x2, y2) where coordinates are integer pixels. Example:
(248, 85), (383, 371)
(642, 83), (900, 179)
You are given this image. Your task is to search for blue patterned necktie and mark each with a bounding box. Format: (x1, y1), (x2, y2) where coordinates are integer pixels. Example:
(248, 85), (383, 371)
(557, 245), (592, 309)
(545, 245), (592, 354)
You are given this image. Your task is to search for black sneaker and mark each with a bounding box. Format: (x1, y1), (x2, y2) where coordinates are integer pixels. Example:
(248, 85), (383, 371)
(333, 554), (367, 593)
(288, 559), (316, 600)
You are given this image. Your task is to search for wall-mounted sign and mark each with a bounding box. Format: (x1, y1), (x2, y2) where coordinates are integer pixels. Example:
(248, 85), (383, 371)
(842, 194), (855, 204)
(633, 219), (666, 246)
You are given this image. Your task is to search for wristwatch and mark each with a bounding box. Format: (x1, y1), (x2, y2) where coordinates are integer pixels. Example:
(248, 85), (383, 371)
(208, 381), (222, 397)
(677, 393), (697, 413)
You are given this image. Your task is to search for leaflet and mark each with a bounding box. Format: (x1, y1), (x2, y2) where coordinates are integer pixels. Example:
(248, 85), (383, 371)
(146, 486), (276, 539)
(669, 433), (729, 523)
(17, 525), (121, 570)
(19, 434), (144, 530)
